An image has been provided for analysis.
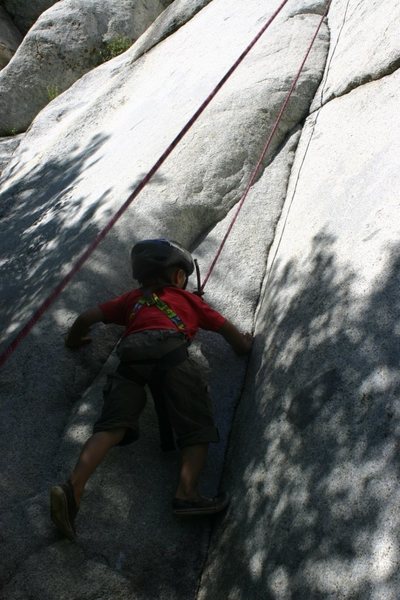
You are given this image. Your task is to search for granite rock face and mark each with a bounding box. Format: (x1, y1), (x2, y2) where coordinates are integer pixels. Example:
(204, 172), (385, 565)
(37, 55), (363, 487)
(1, 0), (399, 598)
(0, 0), (168, 135)
(0, 6), (22, 69)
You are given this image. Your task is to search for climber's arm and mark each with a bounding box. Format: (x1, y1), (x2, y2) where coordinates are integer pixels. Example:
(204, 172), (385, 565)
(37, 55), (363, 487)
(218, 320), (253, 355)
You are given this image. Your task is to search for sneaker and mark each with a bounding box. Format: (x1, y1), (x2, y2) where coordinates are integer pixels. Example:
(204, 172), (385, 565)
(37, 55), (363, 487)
(172, 492), (229, 516)
(50, 480), (79, 540)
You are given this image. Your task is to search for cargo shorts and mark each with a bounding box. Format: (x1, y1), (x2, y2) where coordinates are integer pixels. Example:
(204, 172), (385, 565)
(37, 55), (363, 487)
(93, 330), (219, 448)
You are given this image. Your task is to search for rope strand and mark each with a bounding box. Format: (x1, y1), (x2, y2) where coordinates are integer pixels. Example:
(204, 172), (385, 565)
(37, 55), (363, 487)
(0, 0), (290, 368)
(200, 1), (331, 291)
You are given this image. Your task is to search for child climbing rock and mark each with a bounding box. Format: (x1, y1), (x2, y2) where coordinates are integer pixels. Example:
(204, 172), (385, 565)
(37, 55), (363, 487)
(50, 238), (253, 540)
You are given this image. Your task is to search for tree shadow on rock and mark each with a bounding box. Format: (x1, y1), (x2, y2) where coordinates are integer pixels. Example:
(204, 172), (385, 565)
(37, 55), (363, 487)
(0, 132), (112, 347)
(202, 231), (400, 600)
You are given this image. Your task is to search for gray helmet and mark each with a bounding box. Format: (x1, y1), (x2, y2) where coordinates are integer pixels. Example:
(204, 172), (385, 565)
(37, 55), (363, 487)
(131, 238), (194, 281)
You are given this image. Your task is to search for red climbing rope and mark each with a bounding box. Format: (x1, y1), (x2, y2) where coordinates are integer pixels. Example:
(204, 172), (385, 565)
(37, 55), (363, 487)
(0, 0), (291, 368)
(200, 1), (331, 291)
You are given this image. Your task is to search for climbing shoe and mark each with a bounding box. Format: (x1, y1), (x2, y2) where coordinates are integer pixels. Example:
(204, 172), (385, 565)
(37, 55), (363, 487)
(50, 480), (79, 540)
(172, 492), (229, 516)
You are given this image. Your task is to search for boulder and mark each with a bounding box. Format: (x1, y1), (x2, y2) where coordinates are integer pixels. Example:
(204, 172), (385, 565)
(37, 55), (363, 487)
(5, 0), (399, 596)
(0, 6), (22, 69)
(130, 0), (214, 58)
(0, 0), (60, 34)
(1, 544), (135, 600)
(0, 0), (169, 135)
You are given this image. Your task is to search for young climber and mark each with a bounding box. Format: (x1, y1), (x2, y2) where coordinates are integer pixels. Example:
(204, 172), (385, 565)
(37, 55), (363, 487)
(50, 238), (253, 540)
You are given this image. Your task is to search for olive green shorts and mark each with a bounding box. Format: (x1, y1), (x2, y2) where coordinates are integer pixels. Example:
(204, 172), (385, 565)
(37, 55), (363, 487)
(93, 330), (219, 448)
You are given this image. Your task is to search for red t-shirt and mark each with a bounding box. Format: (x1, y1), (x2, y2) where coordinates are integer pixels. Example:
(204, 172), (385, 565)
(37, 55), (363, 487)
(99, 286), (226, 340)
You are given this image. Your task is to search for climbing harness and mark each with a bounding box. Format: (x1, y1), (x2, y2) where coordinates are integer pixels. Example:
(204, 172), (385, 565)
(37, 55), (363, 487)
(123, 273), (190, 450)
(118, 287), (190, 451)
(129, 291), (186, 333)
(0, 0), (330, 367)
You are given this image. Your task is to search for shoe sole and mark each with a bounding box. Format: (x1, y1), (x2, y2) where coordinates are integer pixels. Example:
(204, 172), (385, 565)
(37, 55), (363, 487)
(50, 486), (76, 541)
(173, 498), (230, 517)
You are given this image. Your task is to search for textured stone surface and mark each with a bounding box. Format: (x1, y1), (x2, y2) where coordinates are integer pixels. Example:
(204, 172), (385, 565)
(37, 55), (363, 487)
(0, 0), (168, 135)
(0, 6), (22, 69)
(0, 0), (173, 35)
(2, 544), (136, 599)
(199, 35), (400, 600)
(0, 0), (329, 598)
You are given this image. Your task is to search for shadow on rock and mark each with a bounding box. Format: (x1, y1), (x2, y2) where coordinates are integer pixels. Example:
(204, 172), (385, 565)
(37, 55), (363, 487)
(0, 132), (112, 348)
(200, 231), (400, 599)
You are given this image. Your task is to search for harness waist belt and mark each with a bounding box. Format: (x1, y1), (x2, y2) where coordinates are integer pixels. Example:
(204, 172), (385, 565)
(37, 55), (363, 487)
(116, 343), (189, 380)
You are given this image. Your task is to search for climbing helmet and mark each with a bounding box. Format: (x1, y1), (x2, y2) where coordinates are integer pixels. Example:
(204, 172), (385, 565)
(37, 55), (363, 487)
(131, 238), (194, 281)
